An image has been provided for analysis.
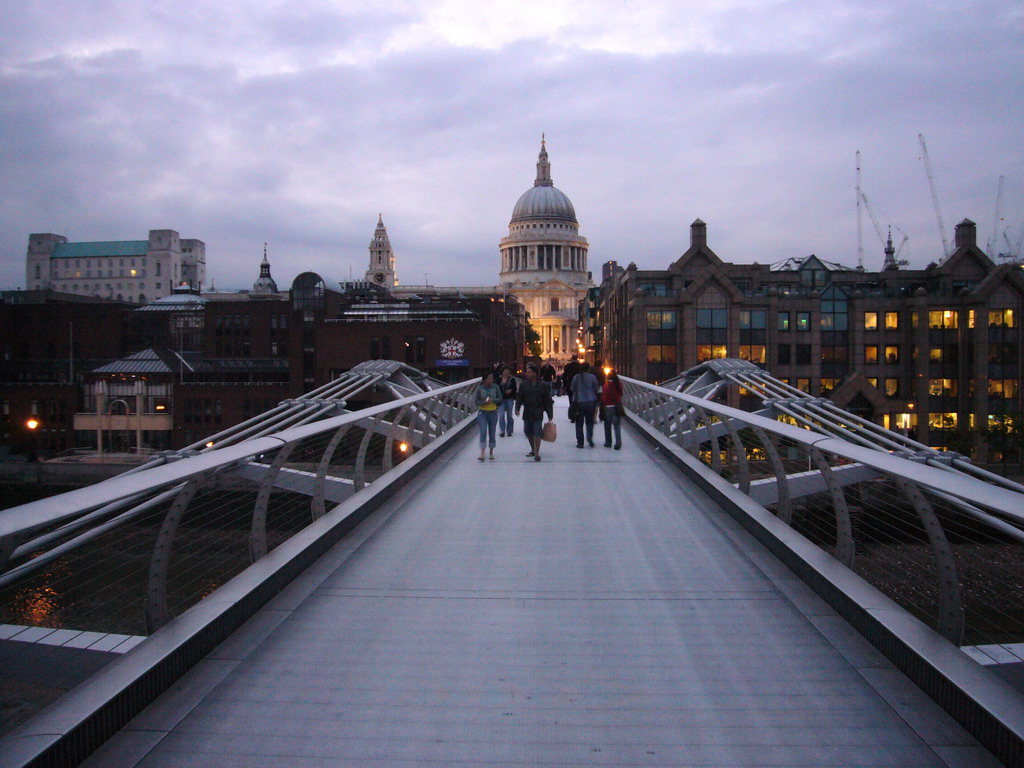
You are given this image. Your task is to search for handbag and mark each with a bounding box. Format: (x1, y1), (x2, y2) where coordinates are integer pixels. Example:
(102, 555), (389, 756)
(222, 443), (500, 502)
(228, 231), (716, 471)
(568, 403), (579, 422)
(542, 421), (557, 442)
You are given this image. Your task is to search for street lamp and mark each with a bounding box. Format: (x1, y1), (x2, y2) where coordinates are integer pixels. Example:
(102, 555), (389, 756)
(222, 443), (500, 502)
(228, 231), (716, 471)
(25, 418), (40, 431)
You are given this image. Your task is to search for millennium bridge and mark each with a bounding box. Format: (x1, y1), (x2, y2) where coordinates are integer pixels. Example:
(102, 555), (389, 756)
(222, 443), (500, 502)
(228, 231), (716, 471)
(1, 360), (1022, 767)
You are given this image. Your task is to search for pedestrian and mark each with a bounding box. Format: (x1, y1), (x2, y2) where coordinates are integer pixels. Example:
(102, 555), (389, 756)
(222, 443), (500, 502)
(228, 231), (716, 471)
(601, 369), (624, 450)
(570, 362), (600, 448)
(515, 363), (554, 462)
(474, 371), (502, 461)
(498, 366), (517, 437)
(540, 361), (556, 386)
(562, 356), (580, 417)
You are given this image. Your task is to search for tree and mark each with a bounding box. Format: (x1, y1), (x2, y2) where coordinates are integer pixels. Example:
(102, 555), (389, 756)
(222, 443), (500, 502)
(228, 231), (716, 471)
(524, 317), (542, 358)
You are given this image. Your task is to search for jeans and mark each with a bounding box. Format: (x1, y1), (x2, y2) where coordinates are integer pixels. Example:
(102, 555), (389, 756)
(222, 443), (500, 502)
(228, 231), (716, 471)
(477, 409), (498, 447)
(498, 399), (515, 435)
(603, 405), (621, 447)
(574, 401), (597, 445)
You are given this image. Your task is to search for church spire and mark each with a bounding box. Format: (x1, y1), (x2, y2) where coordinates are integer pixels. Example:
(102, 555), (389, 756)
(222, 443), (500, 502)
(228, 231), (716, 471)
(366, 214), (397, 289)
(882, 227), (898, 271)
(534, 133), (553, 187)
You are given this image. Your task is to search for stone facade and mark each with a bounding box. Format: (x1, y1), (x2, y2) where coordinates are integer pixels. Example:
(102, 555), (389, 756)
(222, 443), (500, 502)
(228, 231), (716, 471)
(499, 138), (592, 362)
(25, 229), (205, 303)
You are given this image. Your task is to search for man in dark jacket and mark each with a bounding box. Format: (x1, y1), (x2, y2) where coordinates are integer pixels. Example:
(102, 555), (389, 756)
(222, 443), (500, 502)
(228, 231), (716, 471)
(515, 364), (554, 462)
(562, 356), (580, 418)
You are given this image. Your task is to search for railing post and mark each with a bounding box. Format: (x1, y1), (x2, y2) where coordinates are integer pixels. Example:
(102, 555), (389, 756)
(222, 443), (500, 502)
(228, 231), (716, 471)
(146, 474), (209, 633)
(894, 477), (965, 645)
(810, 448), (855, 568)
(250, 441), (297, 563)
(312, 424), (353, 520)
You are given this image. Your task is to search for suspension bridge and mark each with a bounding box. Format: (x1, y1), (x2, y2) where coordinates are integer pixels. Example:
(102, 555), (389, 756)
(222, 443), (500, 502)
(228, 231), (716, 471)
(1, 360), (1022, 767)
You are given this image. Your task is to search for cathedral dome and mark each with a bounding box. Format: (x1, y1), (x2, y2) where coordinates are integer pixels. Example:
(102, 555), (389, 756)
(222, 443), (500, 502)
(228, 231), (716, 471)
(509, 137), (578, 224)
(511, 185), (577, 223)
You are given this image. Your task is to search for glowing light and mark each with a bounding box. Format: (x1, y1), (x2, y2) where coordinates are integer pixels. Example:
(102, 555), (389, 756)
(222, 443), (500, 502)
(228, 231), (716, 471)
(155, 404), (166, 411)
(205, 441), (215, 448)
(603, 367), (611, 377)
(26, 418), (40, 430)
(398, 442), (409, 453)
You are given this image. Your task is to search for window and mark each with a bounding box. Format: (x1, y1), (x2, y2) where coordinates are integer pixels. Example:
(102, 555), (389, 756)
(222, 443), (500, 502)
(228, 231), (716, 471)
(884, 378), (900, 397)
(988, 379), (1019, 398)
(892, 413), (917, 430)
(864, 312), (878, 330)
(739, 345), (766, 364)
(777, 345), (791, 365)
(796, 378), (810, 393)
(928, 379), (958, 397)
(929, 310), (958, 329)
(820, 378), (839, 395)
(695, 309), (727, 328)
(864, 346), (879, 363)
(550, 297), (559, 312)
(156, 262), (162, 276)
(989, 309), (1016, 328)
(647, 310), (677, 329)
(647, 345), (677, 364)
(928, 412), (958, 430)
(796, 312), (810, 331)
(739, 310), (766, 329)
(885, 312), (899, 330)
(929, 347), (943, 363)
(795, 344), (811, 365)
(696, 344), (727, 362)
(778, 311), (791, 331)
(885, 346), (899, 363)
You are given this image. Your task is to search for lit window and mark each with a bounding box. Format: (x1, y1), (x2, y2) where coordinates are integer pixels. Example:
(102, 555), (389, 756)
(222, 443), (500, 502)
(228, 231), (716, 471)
(928, 379), (958, 397)
(884, 312), (899, 330)
(864, 346), (879, 363)
(928, 412), (958, 430)
(778, 311), (791, 331)
(928, 310), (958, 329)
(820, 378), (839, 395)
(739, 345), (766, 363)
(796, 378), (810, 393)
(885, 346), (899, 363)
(989, 309), (1016, 328)
(796, 312), (810, 331)
(884, 378), (900, 397)
(929, 347), (943, 362)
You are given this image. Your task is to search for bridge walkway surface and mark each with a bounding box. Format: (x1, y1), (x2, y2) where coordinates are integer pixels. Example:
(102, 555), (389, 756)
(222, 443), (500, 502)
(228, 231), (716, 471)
(83, 399), (1001, 767)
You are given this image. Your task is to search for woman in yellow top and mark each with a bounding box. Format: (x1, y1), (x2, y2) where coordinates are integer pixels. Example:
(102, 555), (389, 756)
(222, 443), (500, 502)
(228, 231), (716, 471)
(474, 372), (503, 461)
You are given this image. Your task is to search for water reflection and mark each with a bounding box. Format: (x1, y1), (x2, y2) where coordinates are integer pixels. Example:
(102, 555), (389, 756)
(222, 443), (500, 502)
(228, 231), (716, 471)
(11, 560), (70, 628)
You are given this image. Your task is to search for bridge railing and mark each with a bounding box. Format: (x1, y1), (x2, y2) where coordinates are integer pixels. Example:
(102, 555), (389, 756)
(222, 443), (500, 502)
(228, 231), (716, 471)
(622, 376), (1024, 651)
(0, 377), (478, 644)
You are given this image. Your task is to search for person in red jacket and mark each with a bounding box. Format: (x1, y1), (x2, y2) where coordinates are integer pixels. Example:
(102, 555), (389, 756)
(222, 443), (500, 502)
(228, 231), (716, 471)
(601, 369), (624, 450)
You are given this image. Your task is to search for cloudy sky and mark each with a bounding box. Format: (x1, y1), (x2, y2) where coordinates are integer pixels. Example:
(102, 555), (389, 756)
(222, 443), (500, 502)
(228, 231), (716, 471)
(2, 0), (1022, 292)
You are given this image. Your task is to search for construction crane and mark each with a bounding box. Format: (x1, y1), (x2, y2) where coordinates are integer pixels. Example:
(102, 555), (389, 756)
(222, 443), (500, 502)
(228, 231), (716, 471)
(988, 175), (1005, 255)
(918, 133), (951, 259)
(856, 150), (864, 269)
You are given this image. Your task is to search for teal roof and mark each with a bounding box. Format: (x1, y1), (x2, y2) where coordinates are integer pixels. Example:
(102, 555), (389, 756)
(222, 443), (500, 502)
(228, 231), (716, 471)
(51, 240), (149, 259)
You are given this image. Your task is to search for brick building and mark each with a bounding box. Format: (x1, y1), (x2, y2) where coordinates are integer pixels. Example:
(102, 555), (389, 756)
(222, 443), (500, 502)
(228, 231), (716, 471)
(587, 218), (1024, 457)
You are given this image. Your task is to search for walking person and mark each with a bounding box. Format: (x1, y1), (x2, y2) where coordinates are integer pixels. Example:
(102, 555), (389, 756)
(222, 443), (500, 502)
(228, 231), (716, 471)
(498, 366), (517, 437)
(515, 363), (554, 462)
(562, 356), (580, 417)
(474, 372), (502, 461)
(570, 362), (600, 448)
(601, 368), (624, 450)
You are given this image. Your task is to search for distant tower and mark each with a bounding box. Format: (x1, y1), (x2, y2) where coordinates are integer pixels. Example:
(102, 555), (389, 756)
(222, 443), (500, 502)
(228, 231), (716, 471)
(365, 214), (397, 290)
(882, 229), (898, 271)
(252, 244), (279, 294)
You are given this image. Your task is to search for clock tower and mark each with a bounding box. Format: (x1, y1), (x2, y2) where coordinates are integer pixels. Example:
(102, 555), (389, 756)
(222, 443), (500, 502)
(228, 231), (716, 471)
(365, 214), (397, 290)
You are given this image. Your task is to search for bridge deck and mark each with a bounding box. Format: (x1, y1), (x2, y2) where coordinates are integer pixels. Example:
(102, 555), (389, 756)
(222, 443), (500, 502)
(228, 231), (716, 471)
(86, 400), (998, 767)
